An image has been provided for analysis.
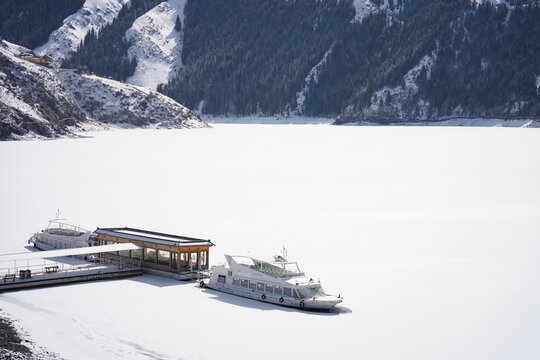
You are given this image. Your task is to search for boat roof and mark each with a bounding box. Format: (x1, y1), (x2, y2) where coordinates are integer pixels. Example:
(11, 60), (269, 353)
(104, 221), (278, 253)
(228, 255), (298, 266)
(46, 219), (89, 232)
(0, 243), (141, 262)
(95, 227), (214, 247)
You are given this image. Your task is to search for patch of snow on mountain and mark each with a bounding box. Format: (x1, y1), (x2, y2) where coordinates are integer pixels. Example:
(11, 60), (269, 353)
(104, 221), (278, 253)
(57, 70), (206, 128)
(126, 0), (187, 90)
(0, 86), (46, 124)
(295, 44), (335, 114)
(473, 0), (511, 5)
(351, 0), (379, 23)
(536, 74), (540, 89)
(345, 118), (540, 127)
(367, 50), (437, 120)
(35, 0), (129, 64)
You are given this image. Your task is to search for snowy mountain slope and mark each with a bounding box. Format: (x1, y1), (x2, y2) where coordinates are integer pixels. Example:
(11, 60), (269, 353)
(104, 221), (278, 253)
(351, 0), (379, 23)
(295, 44), (335, 114)
(0, 41), (87, 140)
(336, 51), (437, 124)
(126, 0), (187, 90)
(35, 0), (129, 64)
(57, 70), (206, 128)
(351, 0), (406, 23)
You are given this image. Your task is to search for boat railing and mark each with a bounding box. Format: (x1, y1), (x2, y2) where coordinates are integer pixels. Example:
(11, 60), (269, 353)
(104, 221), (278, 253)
(247, 264), (304, 278)
(197, 270), (210, 280)
(45, 228), (86, 237)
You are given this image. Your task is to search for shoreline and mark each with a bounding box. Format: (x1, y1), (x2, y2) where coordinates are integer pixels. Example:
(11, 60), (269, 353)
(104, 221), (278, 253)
(0, 311), (60, 360)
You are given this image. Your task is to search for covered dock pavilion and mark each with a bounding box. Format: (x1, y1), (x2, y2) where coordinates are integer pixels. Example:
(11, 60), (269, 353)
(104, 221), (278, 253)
(94, 227), (214, 280)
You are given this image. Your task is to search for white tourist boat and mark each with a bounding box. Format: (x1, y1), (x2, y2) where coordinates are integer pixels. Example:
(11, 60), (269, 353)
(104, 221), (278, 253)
(28, 216), (94, 252)
(200, 253), (343, 310)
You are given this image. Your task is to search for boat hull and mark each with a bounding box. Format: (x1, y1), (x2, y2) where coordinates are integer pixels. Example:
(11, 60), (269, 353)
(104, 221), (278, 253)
(202, 279), (342, 311)
(28, 230), (91, 250)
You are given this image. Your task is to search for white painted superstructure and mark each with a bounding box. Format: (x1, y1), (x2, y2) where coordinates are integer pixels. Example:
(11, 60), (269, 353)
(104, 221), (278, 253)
(201, 254), (343, 310)
(28, 218), (93, 252)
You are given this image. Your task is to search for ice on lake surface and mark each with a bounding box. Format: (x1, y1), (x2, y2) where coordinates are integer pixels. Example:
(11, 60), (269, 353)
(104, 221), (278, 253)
(0, 124), (539, 360)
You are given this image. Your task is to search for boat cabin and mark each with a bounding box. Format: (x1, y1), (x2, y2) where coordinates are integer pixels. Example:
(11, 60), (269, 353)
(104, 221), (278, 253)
(94, 227), (214, 279)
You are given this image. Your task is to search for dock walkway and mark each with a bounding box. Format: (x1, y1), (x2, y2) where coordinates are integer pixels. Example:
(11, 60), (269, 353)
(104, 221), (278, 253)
(0, 244), (142, 291)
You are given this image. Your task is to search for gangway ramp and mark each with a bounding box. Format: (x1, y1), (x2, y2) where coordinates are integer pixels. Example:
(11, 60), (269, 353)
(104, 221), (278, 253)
(0, 243), (143, 291)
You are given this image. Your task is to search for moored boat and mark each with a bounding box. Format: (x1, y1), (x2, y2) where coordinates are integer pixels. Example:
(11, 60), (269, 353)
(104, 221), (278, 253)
(200, 253), (343, 310)
(28, 216), (94, 252)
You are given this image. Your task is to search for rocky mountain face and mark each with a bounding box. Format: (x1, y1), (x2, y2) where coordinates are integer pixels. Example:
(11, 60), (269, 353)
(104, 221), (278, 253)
(57, 70), (205, 128)
(0, 39), (205, 140)
(0, 40), (87, 140)
(1, 0), (539, 124)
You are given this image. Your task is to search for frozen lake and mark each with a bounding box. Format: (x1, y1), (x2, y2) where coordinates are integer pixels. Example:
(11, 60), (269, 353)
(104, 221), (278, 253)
(1, 124), (539, 360)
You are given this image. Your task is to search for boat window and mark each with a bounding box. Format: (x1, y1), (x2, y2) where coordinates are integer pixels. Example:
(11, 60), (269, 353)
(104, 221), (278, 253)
(249, 281), (256, 290)
(157, 250), (170, 266)
(274, 285), (282, 295)
(283, 287), (292, 297)
(200, 251), (207, 266)
(233, 278), (240, 286)
(257, 282), (264, 291)
(293, 289), (304, 299)
(241, 279), (249, 288)
(119, 250), (130, 258)
(144, 248), (157, 262)
(190, 252), (198, 269)
(171, 252), (178, 270)
(180, 253), (188, 267)
(130, 249), (142, 259)
(218, 275), (226, 283)
(265, 284), (273, 293)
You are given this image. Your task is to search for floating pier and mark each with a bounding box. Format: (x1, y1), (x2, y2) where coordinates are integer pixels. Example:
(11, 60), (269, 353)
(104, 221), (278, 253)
(0, 243), (143, 291)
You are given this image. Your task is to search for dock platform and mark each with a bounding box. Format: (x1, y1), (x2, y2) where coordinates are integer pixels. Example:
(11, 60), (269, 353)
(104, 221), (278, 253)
(0, 244), (142, 292)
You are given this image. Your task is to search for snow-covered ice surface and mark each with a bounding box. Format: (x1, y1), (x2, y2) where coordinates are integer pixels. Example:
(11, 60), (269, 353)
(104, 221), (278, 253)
(1, 124), (540, 360)
(126, 0), (187, 90)
(35, 0), (130, 63)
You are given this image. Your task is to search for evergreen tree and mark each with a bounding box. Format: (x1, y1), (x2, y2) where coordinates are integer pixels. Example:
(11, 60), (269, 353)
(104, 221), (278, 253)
(0, 0), (85, 49)
(175, 15), (182, 32)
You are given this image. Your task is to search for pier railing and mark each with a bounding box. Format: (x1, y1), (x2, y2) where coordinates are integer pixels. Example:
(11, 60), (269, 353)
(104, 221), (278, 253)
(1, 254), (141, 283)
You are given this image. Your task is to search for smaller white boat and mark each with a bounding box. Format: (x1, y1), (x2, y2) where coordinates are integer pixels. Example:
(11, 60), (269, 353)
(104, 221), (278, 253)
(200, 252), (343, 311)
(28, 215), (94, 252)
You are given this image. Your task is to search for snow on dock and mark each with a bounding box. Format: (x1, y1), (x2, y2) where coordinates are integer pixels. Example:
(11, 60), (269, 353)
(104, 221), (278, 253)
(0, 243), (142, 291)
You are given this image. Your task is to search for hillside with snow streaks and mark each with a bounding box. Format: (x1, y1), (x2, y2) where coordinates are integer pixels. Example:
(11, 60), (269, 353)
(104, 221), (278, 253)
(0, 41), (87, 140)
(337, 51), (438, 124)
(57, 70), (206, 128)
(35, 0), (129, 63)
(126, 0), (187, 90)
(351, 0), (379, 23)
(295, 44), (335, 114)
